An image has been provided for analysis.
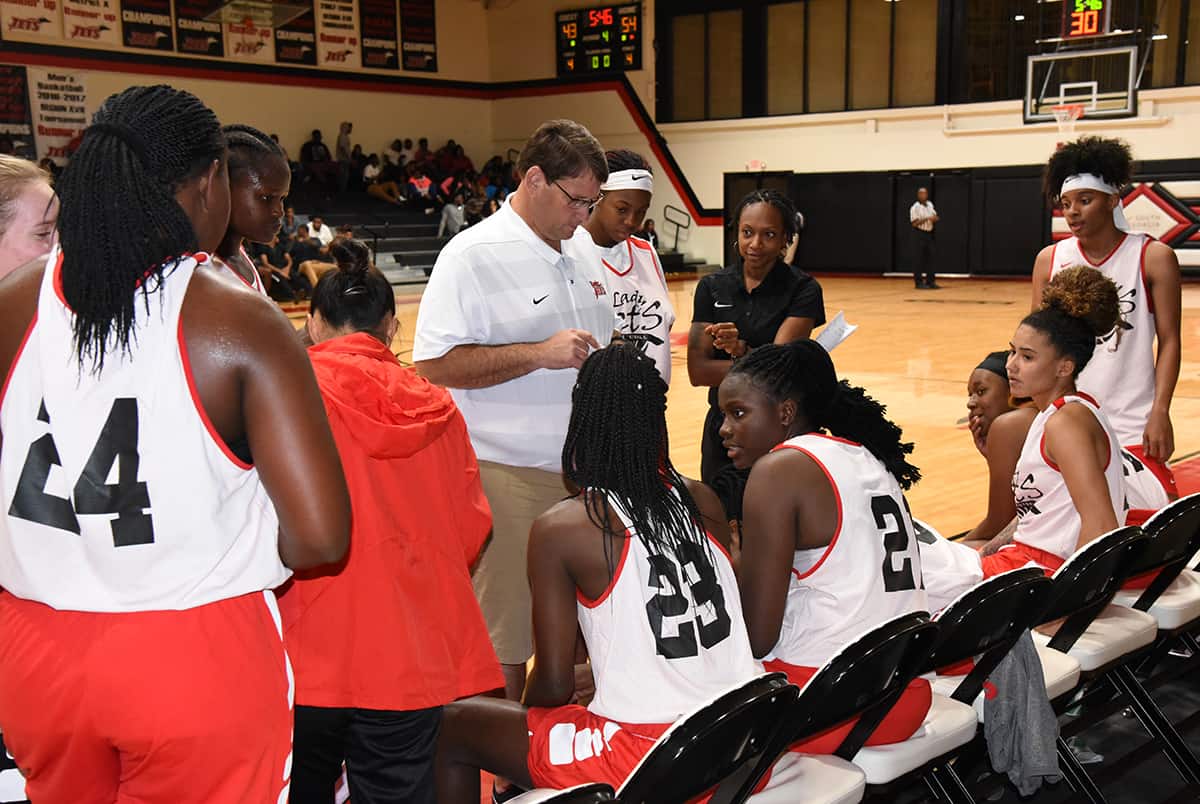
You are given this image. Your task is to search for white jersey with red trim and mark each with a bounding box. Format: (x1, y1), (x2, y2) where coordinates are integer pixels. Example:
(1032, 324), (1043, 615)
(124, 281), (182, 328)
(1011, 394), (1125, 560)
(768, 433), (927, 668)
(578, 489), (761, 725)
(595, 236), (675, 384)
(212, 247), (268, 296)
(0, 247), (289, 612)
(1050, 234), (1156, 447)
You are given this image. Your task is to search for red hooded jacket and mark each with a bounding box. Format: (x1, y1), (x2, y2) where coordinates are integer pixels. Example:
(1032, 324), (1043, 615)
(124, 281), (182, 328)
(279, 332), (502, 710)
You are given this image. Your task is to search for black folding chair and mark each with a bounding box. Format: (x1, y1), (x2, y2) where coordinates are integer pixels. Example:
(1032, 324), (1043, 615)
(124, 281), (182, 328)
(613, 672), (799, 804)
(0, 730), (27, 804)
(1032, 526), (1147, 804)
(916, 569), (1055, 800)
(727, 613), (942, 804)
(1115, 494), (1200, 648)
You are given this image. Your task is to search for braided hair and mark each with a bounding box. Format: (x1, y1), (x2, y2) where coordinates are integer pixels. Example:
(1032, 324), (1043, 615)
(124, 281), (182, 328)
(729, 340), (922, 489)
(57, 85), (226, 373)
(562, 343), (714, 576)
(605, 148), (652, 174)
(730, 188), (798, 246)
(223, 124), (285, 182)
(309, 239), (394, 343)
(1023, 265), (1120, 375)
(1043, 136), (1133, 202)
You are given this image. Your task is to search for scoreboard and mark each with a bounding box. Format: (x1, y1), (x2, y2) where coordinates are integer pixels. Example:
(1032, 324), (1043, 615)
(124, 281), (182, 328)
(556, 3), (642, 76)
(1062, 0), (1112, 39)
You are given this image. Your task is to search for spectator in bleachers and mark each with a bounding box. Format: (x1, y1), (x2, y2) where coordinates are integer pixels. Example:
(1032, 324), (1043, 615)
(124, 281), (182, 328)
(301, 129), (339, 191)
(281, 206), (298, 238)
(408, 167), (438, 214)
(386, 138), (405, 165)
(309, 216), (335, 246)
(464, 197), (485, 228)
(400, 137), (415, 165)
(449, 144), (474, 175)
(252, 233), (310, 302)
(485, 198), (500, 217)
(364, 155), (404, 205)
(414, 137), (432, 166)
(272, 133), (303, 187)
(438, 193), (466, 239)
(0, 154), (57, 281)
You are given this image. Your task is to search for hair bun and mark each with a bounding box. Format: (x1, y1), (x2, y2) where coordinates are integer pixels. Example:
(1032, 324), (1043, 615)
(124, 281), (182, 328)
(331, 238), (371, 279)
(1041, 265), (1121, 337)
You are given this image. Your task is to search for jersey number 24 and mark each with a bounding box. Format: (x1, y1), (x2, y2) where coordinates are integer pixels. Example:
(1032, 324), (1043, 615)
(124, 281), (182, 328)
(9, 398), (154, 547)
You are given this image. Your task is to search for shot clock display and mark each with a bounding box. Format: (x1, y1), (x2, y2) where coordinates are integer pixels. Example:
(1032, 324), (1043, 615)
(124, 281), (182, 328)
(1062, 0), (1112, 39)
(556, 3), (642, 76)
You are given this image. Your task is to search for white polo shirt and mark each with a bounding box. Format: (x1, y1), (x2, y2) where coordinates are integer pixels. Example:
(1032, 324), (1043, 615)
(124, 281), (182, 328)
(910, 201), (936, 233)
(413, 198), (616, 471)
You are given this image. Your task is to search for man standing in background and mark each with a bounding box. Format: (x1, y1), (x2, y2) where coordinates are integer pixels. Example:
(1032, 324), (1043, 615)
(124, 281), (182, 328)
(910, 187), (939, 289)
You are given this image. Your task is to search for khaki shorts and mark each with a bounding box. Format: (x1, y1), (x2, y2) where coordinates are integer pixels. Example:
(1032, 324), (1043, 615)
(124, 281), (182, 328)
(475, 461), (567, 665)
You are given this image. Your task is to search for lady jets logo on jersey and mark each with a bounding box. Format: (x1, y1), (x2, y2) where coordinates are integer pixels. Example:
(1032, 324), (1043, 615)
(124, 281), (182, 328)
(1097, 284), (1136, 347)
(1012, 474), (1044, 517)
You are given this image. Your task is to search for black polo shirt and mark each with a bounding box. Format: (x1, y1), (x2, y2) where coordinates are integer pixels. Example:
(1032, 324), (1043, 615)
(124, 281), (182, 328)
(692, 260), (826, 405)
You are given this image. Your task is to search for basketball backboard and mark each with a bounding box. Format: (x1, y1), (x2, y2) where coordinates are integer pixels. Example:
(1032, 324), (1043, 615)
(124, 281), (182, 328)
(1024, 45), (1137, 123)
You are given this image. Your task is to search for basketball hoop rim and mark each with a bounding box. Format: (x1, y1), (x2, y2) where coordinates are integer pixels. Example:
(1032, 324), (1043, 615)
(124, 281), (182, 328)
(1051, 103), (1086, 122)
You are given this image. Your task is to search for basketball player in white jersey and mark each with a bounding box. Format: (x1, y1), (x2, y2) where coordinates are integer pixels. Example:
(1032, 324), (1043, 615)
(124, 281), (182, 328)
(719, 339), (931, 753)
(573, 149), (676, 382)
(982, 267), (1126, 577)
(0, 86), (350, 803)
(214, 124), (291, 296)
(1030, 137), (1181, 501)
(434, 343), (763, 802)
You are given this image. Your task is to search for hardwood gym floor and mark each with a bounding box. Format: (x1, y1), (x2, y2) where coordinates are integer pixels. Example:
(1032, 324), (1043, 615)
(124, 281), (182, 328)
(378, 274), (1200, 537)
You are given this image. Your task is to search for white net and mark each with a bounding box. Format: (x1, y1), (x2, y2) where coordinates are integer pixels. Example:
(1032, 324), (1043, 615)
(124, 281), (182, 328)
(1051, 104), (1085, 139)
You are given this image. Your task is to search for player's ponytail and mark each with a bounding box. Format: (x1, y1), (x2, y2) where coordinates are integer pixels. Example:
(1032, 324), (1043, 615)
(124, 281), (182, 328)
(729, 340), (922, 490)
(57, 85), (226, 373)
(309, 238), (394, 344)
(1022, 265), (1120, 375)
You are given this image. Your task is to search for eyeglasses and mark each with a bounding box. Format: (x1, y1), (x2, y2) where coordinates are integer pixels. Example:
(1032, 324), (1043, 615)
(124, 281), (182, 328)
(553, 180), (603, 211)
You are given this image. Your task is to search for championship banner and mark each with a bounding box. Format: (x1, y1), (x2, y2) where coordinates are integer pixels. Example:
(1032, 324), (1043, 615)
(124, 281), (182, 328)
(359, 0), (396, 69)
(61, 0), (120, 45)
(173, 0), (222, 56)
(0, 0), (62, 42)
(121, 0), (172, 49)
(316, 0), (358, 68)
(399, 0), (434, 72)
(0, 65), (36, 159)
(27, 67), (88, 164)
(275, 0), (315, 65)
(226, 14), (272, 61)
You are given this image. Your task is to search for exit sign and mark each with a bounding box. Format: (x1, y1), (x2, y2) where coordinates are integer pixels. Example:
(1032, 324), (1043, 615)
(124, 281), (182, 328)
(1063, 0), (1112, 39)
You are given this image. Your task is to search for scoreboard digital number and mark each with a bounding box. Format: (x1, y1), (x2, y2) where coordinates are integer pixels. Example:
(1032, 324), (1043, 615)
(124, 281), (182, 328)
(556, 3), (642, 76)
(1062, 0), (1112, 39)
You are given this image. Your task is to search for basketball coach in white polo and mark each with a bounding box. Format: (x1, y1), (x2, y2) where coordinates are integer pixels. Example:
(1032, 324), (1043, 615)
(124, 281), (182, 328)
(413, 119), (616, 702)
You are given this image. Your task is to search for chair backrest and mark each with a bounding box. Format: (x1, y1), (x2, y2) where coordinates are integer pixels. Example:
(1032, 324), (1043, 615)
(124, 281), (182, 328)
(1128, 494), (1200, 612)
(924, 567), (1054, 704)
(616, 672), (798, 804)
(779, 612), (941, 761)
(1041, 526), (1145, 653)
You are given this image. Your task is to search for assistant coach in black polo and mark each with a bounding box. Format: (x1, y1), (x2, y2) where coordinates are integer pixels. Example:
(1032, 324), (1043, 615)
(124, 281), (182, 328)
(687, 189), (826, 489)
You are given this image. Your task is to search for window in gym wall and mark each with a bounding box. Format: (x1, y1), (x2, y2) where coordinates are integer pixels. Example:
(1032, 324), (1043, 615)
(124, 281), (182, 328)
(1188, 0), (1200, 83)
(766, 1), (805, 116)
(807, 0), (847, 113)
(1145, 0), (1182, 88)
(708, 9), (744, 119)
(849, 0), (890, 109)
(892, 0), (937, 107)
(671, 14), (707, 122)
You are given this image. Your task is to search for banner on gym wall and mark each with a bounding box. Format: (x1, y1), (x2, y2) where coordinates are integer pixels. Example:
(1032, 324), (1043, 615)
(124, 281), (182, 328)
(62, 0), (120, 45)
(173, 0), (222, 56)
(275, 0), (315, 65)
(0, 0), (63, 42)
(121, 0), (172, 50)
(0, 64), (36, 159)
(27, 67), (87, 164)
(399, 0), (435, 72)
(226, 15), (272, 61)
(316, 0), (358, 68)
(359, 0), (397, 69)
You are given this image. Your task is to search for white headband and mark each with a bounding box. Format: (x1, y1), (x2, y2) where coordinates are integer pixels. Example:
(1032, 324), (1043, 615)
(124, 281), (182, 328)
(1060, 173), (1130, 231)
(601, 169), (653, 194)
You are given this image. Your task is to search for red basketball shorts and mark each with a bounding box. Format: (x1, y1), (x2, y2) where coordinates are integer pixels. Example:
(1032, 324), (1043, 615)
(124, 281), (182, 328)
(0, 590), (293, 804)
(526, 705), (667, 792)
(765, 660), (932, 755)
